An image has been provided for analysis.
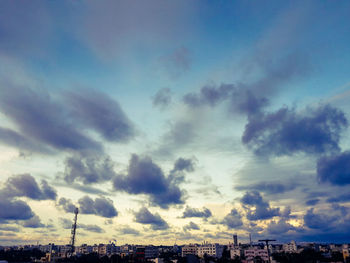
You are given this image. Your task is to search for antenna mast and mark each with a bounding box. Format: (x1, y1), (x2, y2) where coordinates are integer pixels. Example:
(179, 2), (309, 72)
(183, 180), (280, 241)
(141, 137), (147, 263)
(70, 207), (79, 254)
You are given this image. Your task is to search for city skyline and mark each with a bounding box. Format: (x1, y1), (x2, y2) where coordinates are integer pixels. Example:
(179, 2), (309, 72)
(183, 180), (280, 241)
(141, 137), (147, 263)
(0, 0), (350, 246)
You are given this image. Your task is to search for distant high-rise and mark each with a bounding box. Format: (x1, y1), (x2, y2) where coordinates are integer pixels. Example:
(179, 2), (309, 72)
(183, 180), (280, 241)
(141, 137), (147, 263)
(233, 234), (238, 247)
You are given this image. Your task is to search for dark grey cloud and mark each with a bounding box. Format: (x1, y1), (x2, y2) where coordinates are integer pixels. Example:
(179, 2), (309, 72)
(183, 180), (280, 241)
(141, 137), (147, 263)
(78, 196), (118, 218)
(21, 215), (45, 228)
(0, 226), (20, 232)
(63, 153), (116, 184)
(79, 224), (105, 233)
(0, 127), (52, 154)
(57, 198), (77, 213)
(183, 221), (200, 231)
(65, 90), (135, 143)
(56, 182), (110, 196)
(241, 191), (280, 221)
(242, 105), (347, 157)
(182, 206), (212, 219)
(117, 225), (140, 235)
(59, 218), (73, 229)
(183, 84), (234, 108)
(326, 193), (350, 203)
(0, 174), (57, 201)
(0, 84), (102, 153)
(221, 209), (243, 228)
(0, 199), (34, 220)
(169, 157), (195, 184)
(134, 207), (169, 230)
(267, 219), (296, 235)
(113, 154), (185, 208)
(182, 48), (309, 114)
(317, 151), (350, 185)
(171, 157), (195, 173)
(303, 208), (338, 230)
(235, 181), (298, 195)
(152, 88), (172, 109)
(58, 196), (117, 218)
(305, 199), (320, 206)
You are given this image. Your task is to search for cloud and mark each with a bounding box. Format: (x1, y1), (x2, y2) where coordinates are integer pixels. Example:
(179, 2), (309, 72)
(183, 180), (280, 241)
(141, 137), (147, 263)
(160, 47), (191, 78)
(0, 226), (20, 232)
(65, 90), (135, 143)
(183, 221), (200, 231)
(0, 199), (34, 220)
(156, 118), (198, 156)
(59, 218), (73, 229)
(113, 154), (185, 208)
(183, 84), (234, 108)
(241, 191), (280, 220)
(235, 181), (298, 195)
(326, 193), (350, 203)
(0, 174), (57, 201)
(0, 127), (52, 154)
(134, 207), (169, 230)
(117, 225), (140, 235)
(305, 199), (320, 206)
(0, 84), (102, 153)
(317, 151), (350, 185)
(169, 157), (195, 184)
(242, 105), (347, 157)
(181, 206), (212, 219)
(221, 209), (243, 228)
(152, 88), (172, 109)
(303, 208), (338, 230)
(79, 1), (198, 60)
(78, 196), (118, 218)
(79, 224), (105, 233)
(267, 219), (296, 235)
(21, 215), (45, 228)
(62, 153), (116, 184)
(171, 157), (195, 173)
(57, 198), (77, 213)
(0, 1), (52, 56)
(57, 182), (110, 196)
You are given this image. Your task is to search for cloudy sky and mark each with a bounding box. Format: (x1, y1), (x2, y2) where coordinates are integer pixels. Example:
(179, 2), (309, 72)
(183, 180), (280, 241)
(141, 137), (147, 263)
(1, 0), (350, 246)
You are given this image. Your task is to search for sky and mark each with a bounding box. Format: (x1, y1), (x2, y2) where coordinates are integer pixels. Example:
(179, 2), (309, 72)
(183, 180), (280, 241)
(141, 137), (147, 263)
(0, 0), (350, 246)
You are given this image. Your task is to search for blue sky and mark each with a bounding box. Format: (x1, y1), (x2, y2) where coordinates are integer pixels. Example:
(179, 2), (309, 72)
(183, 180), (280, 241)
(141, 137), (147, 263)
(0, 0), (350, 245)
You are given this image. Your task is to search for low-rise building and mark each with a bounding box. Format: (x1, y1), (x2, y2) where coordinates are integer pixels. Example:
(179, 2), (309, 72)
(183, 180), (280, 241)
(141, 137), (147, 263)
(182, 244), (198, 257)
(244, 248), (269, 262)
(283, 241), (297, 253)
(230, 248), (242, 259)
(343, 244), (349, 262)
(145, 245), (159, 259)
(197, 242), (224, 258)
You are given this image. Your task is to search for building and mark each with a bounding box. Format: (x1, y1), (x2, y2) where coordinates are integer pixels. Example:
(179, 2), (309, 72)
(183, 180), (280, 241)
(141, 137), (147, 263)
(230, 248), (242, 259)
(343, 244), (350, 262)
(182, 244), (198, 257)
(244, 248), (269, 262)
(135, 246), (145, 262)
(77, 244), (93, 254)
(145, 245), (159, 259)
(197, 242), (224, 258)
(233, 234), (238, 247)
(283, 241), (297, 253)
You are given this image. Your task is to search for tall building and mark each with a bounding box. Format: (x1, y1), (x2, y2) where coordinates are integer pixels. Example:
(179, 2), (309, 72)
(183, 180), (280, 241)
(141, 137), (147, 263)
(233, 234), (238, 247)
